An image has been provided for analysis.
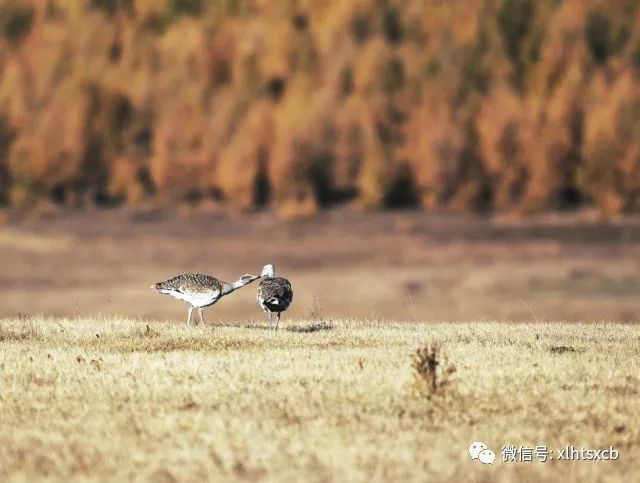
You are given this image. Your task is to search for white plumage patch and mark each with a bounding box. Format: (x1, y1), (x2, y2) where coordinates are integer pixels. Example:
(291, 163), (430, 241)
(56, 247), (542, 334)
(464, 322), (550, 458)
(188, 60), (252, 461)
(257, 294), (269, 312)
(165, 289), (220, 307)
(261, 264), (275, 277)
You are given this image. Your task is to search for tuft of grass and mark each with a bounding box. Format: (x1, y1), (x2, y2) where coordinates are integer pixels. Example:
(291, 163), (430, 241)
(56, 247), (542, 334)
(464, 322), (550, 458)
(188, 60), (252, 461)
(412, 343), (456, 395)
(307, 295), (324, 322)
(0, 314), (41, 341)
(549, 345), (580, 354)
(286, 321), (334, 333)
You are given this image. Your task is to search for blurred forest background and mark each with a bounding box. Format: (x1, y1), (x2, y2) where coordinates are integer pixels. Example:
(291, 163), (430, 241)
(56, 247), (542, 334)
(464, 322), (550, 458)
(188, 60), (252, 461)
(0, 0), (639, 219)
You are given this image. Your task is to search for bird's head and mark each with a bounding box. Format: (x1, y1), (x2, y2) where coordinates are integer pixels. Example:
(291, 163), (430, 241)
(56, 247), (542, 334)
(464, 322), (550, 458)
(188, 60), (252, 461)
(240, 274), (259, 284)
(261, 264), (275, 278)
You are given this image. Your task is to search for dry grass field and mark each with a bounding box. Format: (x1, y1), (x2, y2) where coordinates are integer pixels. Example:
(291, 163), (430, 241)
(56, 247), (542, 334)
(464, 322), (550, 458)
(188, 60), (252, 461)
(0, 316), (638, 482)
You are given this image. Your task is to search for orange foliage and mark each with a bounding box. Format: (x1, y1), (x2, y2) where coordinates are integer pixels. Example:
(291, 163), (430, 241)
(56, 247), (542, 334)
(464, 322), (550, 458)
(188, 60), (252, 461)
(0, 0), (638, 216)
(581, 71), (640, 214)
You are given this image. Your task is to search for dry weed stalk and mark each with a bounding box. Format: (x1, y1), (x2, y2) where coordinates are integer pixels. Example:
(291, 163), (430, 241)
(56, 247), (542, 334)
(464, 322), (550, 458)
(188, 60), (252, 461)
(412, 343), (456, 395)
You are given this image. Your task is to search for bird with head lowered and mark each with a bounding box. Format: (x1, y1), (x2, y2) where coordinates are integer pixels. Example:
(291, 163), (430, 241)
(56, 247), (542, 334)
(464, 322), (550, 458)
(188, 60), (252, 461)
(151, 272), (259, 325)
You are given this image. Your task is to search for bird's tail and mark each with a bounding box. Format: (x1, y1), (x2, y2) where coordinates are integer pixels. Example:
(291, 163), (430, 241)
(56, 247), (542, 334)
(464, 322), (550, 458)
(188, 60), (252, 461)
(150, 282), (163, 291)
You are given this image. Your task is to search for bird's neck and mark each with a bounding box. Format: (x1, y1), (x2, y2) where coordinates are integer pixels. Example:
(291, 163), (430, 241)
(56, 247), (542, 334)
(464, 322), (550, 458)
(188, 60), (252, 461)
(221, 278), (249, 296)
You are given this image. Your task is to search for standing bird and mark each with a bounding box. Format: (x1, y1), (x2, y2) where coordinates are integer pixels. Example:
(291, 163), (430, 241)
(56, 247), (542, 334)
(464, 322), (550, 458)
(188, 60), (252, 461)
(257, 264), (293, 330)
(151, 272), (258, 325)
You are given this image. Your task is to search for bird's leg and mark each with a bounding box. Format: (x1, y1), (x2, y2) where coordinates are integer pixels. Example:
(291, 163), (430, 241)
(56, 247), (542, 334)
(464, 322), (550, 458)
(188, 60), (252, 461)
(199, 307), (205, 325)
(266, 311), (272, 326)
(187, 306), (194, 325)
(274, 313), (280, 330)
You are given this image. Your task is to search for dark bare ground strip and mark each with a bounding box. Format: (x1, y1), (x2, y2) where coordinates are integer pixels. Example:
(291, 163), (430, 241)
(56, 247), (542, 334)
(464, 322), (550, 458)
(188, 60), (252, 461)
(2, 208), (640, 321)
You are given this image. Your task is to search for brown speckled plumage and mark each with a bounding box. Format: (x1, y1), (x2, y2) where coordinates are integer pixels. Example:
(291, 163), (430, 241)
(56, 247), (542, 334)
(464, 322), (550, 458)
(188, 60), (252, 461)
(152, 272), (258, 324)
(153, 273), (224, 296)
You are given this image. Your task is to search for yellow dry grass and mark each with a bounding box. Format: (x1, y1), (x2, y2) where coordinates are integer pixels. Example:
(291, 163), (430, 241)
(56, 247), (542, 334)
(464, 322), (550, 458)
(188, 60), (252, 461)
(0, 317), (638, 482)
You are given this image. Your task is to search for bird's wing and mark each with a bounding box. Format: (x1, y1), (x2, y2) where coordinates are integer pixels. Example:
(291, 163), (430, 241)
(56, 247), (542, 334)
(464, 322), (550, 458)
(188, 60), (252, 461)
(159, 273), (223, 295)
(259, 278), (293, 306)
(279, 278), (293, 306)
